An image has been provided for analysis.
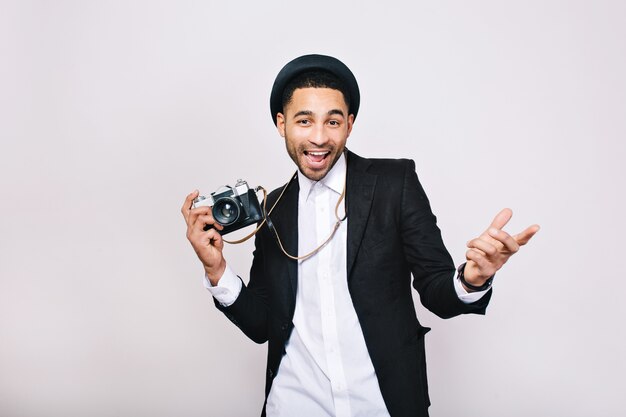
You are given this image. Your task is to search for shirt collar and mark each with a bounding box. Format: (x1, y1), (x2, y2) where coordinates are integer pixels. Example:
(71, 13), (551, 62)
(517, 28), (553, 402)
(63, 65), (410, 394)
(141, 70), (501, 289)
(297, 152), (347, 200)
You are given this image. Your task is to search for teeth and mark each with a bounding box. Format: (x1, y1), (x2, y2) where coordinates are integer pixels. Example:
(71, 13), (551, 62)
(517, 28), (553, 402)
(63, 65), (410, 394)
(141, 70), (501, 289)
(309, 151), (329, 156)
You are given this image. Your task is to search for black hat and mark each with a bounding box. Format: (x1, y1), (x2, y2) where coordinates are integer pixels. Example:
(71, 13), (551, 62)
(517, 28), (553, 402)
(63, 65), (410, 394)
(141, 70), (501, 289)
(270, 54), (360, 125)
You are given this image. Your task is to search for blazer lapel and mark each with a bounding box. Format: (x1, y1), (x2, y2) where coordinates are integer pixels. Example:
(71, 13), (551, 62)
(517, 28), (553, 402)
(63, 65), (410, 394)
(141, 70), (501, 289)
(346, 151), (377, 279)
(269, 175), (300, 301)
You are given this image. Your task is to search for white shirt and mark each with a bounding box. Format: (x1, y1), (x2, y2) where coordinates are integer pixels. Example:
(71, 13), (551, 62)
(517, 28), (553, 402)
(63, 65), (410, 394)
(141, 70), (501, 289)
(205, 154), (488, 416)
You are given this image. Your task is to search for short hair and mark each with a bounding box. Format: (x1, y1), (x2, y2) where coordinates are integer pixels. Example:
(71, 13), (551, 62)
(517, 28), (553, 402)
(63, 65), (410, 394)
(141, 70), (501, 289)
(281, 69), (351, 114)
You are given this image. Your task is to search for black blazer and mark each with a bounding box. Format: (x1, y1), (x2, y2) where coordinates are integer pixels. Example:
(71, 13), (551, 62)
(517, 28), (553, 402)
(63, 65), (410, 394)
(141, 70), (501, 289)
(217, 150), (491, 417)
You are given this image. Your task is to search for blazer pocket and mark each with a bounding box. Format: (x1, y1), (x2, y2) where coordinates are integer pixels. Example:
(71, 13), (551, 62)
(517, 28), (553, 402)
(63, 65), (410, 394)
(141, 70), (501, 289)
(406, 324), (432, 346)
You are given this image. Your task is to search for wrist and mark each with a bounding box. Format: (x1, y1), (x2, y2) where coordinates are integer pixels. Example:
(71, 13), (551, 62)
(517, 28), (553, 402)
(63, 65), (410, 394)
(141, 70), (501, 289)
(205, 259), (227, 286)
(458, 263), (494, 292)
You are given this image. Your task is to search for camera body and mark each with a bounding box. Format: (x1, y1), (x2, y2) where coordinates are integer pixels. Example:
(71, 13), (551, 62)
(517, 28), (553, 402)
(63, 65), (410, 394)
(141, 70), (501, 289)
(193, 180), (263, 235)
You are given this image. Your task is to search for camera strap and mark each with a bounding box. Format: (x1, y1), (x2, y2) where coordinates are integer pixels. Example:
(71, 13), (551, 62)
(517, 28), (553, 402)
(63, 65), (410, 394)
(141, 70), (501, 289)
(223, 154), (348, 262)
(266, 171), (347, 261)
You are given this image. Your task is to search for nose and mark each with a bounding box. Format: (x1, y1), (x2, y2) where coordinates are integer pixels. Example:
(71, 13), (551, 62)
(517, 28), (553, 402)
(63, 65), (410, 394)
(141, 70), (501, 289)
(309, 124), (329, 147)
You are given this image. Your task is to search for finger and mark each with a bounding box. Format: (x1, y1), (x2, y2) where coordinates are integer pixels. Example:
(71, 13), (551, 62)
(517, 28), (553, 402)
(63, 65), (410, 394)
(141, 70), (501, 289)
(467, 238), (498, 256)
(194, 213), (225, 232)
(187, 206), (213, 229)
(485, 208), (513, 233)
(487, 228), (520, 253)
(514, 224), (540, 246)
(190, 228), (224, 263)
(189, 221), (223, 245)
(204, 228), (224, 249)
(466, 244), (487, 257)
(181, 190), (200, 221)
(466, 249), (497, 277)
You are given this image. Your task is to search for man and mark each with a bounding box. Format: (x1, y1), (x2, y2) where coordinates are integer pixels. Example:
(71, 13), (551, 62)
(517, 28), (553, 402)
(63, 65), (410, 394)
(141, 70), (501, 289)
(182, 54), (539, 417)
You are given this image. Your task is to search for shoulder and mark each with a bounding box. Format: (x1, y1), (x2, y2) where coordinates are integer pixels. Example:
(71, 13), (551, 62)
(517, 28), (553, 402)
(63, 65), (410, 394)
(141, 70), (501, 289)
(265, 173), (298, 210)
(347, 150), (416, 179)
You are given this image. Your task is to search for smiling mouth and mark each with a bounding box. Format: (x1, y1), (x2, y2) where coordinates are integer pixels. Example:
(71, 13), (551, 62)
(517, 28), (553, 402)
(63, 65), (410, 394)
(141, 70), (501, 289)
(304, 150), (331, 164)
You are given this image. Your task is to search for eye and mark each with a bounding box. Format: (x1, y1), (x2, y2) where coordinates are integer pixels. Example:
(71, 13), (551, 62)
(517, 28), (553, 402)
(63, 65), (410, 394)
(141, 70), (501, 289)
(328, 120), (340, 127)
(297, 119), (311, 126)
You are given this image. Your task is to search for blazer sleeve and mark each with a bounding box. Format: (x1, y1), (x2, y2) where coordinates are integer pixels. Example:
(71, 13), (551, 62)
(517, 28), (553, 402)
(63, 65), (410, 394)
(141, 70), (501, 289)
(400, 159), (491, 318)
(213, 228), (270, 344)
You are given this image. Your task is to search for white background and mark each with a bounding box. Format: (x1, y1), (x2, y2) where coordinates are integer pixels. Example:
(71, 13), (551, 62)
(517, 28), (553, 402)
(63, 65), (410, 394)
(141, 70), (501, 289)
(1, 1), (625, 416)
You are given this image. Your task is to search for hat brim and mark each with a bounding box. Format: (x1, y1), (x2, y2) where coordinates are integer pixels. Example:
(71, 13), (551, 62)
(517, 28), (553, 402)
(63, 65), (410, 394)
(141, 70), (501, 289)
(270, 54), (360, 126)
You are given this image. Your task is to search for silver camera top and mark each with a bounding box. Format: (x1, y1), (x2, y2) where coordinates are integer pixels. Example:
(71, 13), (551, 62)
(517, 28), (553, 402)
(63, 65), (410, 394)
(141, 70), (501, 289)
(214, 179), (249, 198)
(192, 194), (213, 208)
(192, 179), (254, 209)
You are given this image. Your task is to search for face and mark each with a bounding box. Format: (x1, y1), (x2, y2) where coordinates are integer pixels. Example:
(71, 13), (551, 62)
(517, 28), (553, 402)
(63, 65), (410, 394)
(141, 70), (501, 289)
(276, 87), (354, 181)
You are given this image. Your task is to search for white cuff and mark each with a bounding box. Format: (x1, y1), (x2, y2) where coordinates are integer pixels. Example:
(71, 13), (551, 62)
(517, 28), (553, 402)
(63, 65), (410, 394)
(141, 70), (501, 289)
(203, 264), (242, 307)
(453, 272), (491, 304)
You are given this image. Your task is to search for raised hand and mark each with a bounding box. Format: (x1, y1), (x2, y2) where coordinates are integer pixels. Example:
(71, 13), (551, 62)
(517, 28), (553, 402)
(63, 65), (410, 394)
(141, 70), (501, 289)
(463, 208), (539, 289)
(181, 190), (226, 285)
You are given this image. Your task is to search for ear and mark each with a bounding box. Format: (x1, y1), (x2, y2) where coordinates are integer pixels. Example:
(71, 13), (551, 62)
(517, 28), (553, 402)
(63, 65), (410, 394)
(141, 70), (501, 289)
(276, 113), (286, 137)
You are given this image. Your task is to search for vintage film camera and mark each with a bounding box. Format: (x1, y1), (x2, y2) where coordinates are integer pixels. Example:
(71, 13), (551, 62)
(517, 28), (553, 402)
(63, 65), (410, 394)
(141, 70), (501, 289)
(192, 180), (263, 235)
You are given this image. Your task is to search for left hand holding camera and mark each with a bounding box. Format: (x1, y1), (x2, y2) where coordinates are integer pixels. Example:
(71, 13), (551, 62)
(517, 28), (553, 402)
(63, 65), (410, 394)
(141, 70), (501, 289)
(462, 208), (539, 291)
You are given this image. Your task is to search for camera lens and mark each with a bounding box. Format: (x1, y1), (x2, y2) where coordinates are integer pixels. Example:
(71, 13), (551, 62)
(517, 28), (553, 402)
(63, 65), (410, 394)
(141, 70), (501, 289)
(212, 197), (240, 226)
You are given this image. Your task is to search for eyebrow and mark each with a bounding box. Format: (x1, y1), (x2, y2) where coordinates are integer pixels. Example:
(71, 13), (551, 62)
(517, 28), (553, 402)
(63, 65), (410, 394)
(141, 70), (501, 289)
(327, 109), (345, 117)
(292, 109), (345, 118)
(293, 110), (313, 118)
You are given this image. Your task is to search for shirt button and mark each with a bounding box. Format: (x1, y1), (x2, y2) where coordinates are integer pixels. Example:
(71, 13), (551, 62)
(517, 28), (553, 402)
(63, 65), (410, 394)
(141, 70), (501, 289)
(281, 323), (289, 331)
